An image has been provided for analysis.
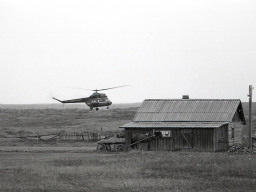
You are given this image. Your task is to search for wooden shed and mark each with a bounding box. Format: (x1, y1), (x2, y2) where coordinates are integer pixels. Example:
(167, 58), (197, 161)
(120, 99), (246, 152)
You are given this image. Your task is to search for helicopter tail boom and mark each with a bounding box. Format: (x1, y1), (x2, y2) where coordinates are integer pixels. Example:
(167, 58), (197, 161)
(52, 97), (64, 103)
(52, 97), (89, 103)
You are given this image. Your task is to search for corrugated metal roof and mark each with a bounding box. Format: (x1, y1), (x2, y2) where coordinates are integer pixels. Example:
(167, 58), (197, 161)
(133, 99), (245, 123)
(120, 122), (229, 129)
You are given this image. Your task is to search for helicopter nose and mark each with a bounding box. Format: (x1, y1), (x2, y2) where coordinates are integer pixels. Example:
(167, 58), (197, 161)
(108, 101), (112, 105)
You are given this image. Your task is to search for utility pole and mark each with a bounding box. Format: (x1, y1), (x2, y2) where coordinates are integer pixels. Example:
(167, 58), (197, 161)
(248, 85), (253, 151)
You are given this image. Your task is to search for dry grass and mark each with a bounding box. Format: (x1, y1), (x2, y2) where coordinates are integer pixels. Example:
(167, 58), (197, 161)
(0, 151), (256, 192)
(0, 108), (137, 133)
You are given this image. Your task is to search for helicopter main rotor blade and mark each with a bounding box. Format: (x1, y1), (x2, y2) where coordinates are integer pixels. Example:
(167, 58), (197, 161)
(65, 86), (92, 91)
(92, 85), (130, 92)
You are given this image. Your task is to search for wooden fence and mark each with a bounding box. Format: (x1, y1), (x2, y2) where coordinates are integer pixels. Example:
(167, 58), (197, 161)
(59, 132), (99, 141)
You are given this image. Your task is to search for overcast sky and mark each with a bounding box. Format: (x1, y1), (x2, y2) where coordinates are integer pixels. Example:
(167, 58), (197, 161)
(0, 0), (256, 104)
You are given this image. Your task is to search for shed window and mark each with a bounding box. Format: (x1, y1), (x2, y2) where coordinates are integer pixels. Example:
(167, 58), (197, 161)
(155, 130), (171, 137)
(161, 130), (171, 137)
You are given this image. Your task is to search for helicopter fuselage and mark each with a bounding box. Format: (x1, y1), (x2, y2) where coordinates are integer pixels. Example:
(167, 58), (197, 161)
(86, 92), (112, 109)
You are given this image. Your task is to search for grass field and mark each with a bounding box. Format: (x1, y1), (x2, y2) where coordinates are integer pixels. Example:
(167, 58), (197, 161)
(0, 107), (137, 141)
(1, 151), (256, 192)
(0, 104), (256, 191)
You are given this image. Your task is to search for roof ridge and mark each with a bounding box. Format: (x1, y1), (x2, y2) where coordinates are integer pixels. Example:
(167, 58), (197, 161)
(134, 121), (230, 122)
(137, 112), (235, 113)
(144, 99), (241, 101)
(130, 121), (229, 123)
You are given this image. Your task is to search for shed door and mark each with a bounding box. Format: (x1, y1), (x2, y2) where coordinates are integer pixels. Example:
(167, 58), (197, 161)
(173, 129), (193, 150)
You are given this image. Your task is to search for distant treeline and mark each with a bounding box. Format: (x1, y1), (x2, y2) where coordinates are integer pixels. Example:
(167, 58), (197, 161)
(1, 102), (255, 111)
(241, 102), (256, 116)
(0, 102), (255, 115)
(0, 103), (142, 109)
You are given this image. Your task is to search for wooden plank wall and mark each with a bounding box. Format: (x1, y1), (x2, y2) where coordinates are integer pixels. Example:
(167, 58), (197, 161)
(215, 124), (229, 151)
(191, 129), (214, 152)
(229, 111), (244, 146)
(125, 128), (219, 152)
(229, 122), (243, 146)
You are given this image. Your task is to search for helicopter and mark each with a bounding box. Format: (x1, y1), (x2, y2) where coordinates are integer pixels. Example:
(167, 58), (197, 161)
(52, 85), (129, 111)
